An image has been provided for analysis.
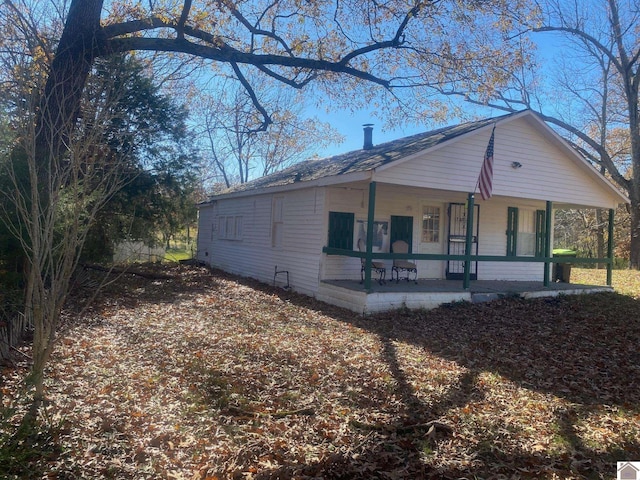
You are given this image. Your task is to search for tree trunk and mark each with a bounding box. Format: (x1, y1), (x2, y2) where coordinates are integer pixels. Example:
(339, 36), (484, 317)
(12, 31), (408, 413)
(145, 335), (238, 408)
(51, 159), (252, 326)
(24, 0), (105, 411)
(24, 266), (51, 412)
(630, 198), (640, 269)
(35, 0), (105, 161)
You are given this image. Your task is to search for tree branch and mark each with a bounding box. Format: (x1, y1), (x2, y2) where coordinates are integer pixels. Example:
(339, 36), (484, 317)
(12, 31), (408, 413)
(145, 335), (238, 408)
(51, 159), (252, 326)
(101, 3), (429, 91)
(102, 16), (172, 39)
(108, 36), (391, 88)
(254, 64), (316, 89)
(230, 62), (272, 133)
(176, 0), (192, 39)
(221, 0), (294, 56)
(532, 26), (625, 75)
(339, 1), (426, 66)
(4, 0), (54, 64)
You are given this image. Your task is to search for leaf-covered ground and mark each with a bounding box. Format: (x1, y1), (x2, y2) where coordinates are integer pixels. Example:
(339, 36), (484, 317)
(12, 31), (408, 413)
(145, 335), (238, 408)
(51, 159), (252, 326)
(2, 265), (640, 479)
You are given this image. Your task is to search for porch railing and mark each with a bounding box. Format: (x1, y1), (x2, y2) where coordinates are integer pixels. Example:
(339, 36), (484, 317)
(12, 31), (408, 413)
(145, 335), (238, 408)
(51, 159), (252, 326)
(321, 247), (613, 290)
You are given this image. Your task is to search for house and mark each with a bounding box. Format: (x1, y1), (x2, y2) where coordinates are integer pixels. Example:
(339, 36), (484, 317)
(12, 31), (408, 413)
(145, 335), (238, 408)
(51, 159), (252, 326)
(196, 110), (628, 313)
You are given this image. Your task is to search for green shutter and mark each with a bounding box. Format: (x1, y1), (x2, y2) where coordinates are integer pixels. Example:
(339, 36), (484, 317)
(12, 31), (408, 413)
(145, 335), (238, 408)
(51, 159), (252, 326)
(535, 209), (546, 257)
(506, 207), (518, 256)
(328, 212), (354, 249)
(390, 215), (414, 251)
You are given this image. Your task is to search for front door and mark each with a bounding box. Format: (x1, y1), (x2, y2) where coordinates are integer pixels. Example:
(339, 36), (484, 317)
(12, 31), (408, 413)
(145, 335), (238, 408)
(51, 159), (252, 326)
(446, 202), (479, 280)
(418, 204), (444, 278)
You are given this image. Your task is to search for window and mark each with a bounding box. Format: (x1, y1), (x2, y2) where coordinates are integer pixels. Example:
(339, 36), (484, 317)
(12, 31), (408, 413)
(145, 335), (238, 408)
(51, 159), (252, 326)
(421, 206), (440, 243)
(506, 207), (546, 257)
(226, 216), (235, 239)
(234, 216), (243, 239)
(218, 215), (243, 240)
(517, 209), (536, 256)
(355, 220), (389, 252)
(328, 212), (354, 249)
(272, 196), (284, 247)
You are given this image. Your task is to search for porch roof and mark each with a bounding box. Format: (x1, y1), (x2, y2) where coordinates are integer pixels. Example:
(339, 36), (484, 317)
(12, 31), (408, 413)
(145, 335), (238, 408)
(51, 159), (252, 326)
(201, 112), (517, 202)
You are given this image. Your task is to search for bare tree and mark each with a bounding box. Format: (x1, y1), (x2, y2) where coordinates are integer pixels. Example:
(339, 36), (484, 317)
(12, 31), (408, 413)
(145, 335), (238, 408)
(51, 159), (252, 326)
(0, 79), (129, 408)
(436, 0), (639, 266)
(257, 110), (340, 177)
(196, 78), (342, 189)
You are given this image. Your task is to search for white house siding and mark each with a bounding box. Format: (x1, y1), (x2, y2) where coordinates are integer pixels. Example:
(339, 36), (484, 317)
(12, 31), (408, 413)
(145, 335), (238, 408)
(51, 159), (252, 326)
(197, 188), (325, 296)
(374, 115), (620, 210)
(474, 197), (549, 281)
(278, 187), (326, 295)
(196, 204), (214, 262)
(490, 118), (617, 208)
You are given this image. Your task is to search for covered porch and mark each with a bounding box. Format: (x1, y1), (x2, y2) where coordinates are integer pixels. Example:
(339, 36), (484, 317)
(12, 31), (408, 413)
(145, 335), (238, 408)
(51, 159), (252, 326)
(320, 180), (617, 314)
(322, 184), (617, 288)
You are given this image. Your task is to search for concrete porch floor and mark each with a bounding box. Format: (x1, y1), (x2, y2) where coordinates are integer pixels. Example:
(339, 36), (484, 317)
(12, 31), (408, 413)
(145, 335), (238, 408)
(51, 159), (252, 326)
(324, 278), (612, 295)
(318, 279), (613, 313)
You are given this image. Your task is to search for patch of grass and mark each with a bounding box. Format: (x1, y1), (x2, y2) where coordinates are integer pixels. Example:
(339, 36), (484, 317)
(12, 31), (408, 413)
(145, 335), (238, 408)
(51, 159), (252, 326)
(572, 267), (640, 297)
(163, 248), (192, 263)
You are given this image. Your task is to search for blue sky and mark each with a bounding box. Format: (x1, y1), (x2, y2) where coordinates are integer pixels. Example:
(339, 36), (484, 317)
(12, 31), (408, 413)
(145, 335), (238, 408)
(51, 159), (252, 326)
(312, 31), (562, 159)
(313, 106), (488, 158)
(314, 110), (421, 157)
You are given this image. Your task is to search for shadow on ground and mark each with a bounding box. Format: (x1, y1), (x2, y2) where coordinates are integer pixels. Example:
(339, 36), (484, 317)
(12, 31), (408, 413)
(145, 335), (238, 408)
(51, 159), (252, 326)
(236, 271), (640, 478)
(67, 265), (640, 479)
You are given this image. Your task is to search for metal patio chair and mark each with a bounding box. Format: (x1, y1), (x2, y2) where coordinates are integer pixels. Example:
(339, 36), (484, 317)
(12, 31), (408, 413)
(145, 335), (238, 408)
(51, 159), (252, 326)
(391, 240), (418, 284)
(358, 238), (386, 285)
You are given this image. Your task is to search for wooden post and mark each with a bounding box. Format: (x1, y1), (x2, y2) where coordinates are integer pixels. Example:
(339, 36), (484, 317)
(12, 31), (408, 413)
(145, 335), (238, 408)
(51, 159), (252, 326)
(364, 181), (377, 290)
(463, 193), (475, 289)
(607, 208), (615, 286)
(543, 201), (553, 287)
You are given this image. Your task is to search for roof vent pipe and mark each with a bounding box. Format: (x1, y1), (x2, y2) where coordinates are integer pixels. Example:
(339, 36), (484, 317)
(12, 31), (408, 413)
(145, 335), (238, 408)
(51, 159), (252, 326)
(363, 124), (374, 150)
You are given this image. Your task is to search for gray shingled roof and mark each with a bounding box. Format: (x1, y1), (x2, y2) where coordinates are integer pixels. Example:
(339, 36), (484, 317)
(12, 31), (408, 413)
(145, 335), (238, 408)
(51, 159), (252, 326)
(208, 111), (519, 199)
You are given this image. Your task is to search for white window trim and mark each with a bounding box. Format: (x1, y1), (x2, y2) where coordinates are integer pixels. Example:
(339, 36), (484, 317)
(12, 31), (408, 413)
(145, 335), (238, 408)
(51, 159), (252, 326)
(218, 214), (243, 241)
(516, 209), (536, 257)
(271, 196), (284, 248)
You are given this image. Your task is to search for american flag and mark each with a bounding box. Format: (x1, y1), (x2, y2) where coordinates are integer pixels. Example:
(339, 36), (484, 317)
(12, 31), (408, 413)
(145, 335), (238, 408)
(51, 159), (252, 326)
(478, 126), (495, 201)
